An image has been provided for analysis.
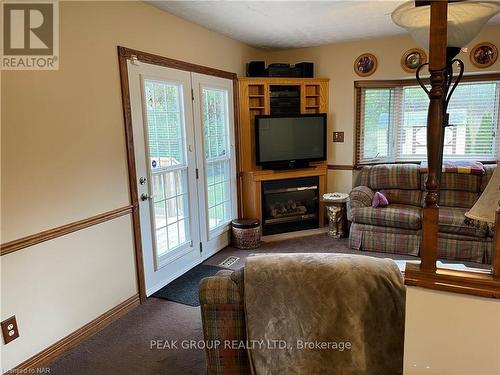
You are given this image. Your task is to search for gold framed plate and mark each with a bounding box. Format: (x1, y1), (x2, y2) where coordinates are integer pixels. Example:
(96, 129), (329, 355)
(401, 48), (427, 73)
(354, 53), (377, 77)
(470, 42), (498, 68)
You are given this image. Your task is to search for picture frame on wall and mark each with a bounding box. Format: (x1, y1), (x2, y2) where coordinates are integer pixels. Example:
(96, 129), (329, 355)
(354, 53), (377, 77)
(470, 42), (498, 68)
(401, 48), (427, 73)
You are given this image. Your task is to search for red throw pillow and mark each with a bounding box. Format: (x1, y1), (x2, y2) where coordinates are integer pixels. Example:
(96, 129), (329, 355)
(372, 191), (389, 208)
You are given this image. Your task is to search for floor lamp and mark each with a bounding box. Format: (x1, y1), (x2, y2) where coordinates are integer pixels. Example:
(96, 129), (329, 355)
(392, 0), (500, 272)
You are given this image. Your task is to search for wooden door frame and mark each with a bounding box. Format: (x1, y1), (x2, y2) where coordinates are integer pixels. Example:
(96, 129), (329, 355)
(117, 46), (241, 302)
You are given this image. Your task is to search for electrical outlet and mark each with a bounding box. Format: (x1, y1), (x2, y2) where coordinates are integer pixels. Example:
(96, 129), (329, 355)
(333, 131), (344, 143)
(1, 316), (19, 344)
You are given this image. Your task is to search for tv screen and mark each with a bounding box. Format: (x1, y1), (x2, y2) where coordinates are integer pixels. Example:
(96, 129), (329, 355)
(255, 114), (327, 166)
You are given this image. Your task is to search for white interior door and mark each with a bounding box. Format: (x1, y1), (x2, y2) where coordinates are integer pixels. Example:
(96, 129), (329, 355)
(192, 73), (237, 258)
(128, 61), (201, 295)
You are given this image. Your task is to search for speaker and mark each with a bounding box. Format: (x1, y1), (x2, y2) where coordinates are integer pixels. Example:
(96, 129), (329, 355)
(295, 62), (314, 78)
(246, 61), (266, 77)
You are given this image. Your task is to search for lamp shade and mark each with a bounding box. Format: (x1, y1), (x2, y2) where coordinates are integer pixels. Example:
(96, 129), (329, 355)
(391, 1), (500, 50)
(465, 165), (500, 224)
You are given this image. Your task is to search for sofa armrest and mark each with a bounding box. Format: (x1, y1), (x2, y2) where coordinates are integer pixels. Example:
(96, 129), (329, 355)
(349, 186), (375, 210)
(199, 270), (250, 374)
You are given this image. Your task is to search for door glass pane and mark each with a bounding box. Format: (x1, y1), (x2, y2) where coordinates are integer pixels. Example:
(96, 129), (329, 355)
(206, 160), (230, 229)
(144, 78), (190, 257)
(202, 88), (228, 159)
(201, 87), (232, 230)
(144, 80), (185, 170)
(151, 170), (190, 257)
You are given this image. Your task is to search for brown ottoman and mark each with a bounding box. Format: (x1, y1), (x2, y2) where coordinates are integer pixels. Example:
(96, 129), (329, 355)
(231, 218), (261, 249)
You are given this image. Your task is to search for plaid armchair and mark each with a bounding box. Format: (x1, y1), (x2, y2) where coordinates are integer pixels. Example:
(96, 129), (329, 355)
(348, 164), (496, 264)
(199, 269), (250, 374)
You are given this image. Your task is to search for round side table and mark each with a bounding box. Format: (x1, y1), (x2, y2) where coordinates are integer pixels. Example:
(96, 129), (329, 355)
(322, 193), (349, 239)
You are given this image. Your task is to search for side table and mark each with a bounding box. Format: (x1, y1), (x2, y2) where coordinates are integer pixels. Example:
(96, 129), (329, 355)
(322, 192), (349, 239)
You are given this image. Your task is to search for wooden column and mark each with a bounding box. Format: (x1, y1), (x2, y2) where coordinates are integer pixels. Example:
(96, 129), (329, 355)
(421, 1), (448, 272)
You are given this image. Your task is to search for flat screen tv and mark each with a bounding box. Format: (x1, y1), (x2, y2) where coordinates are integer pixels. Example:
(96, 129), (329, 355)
(255, 114), (327, 169)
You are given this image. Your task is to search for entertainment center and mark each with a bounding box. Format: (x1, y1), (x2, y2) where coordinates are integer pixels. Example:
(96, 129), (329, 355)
(237, 77), (330, 235)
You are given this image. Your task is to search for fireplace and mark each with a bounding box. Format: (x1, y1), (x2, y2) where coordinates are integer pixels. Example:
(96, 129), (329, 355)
(261, 176), (319, 235)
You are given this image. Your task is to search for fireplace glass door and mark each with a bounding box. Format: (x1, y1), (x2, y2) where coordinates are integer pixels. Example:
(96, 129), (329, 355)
(262, 177), (319, 235)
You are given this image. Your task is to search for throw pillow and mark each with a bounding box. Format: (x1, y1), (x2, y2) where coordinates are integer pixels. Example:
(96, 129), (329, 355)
(372, 191), (389, 208)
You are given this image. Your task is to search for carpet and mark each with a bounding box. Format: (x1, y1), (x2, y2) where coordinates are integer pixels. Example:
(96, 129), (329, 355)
(153, 264), (223, 306)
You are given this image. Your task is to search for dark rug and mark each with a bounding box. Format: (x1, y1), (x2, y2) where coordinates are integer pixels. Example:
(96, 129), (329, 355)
(152, 264), (224, 306)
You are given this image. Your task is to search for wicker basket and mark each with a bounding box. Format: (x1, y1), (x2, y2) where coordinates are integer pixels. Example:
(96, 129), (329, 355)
(231, 219), (261, 249)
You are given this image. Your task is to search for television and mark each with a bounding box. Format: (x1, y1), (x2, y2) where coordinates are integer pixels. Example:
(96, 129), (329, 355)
(255, 114), (327, 169)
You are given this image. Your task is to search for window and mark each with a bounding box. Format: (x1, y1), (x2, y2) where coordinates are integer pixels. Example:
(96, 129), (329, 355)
(355, 77), (500, 165)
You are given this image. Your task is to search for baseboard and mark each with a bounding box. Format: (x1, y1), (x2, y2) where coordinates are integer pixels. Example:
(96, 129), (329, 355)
(13, 294), (140, 371)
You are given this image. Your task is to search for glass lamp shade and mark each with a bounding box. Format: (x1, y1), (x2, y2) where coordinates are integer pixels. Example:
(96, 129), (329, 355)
(465, 165), (500, 225)
(392, 1), (500, 50)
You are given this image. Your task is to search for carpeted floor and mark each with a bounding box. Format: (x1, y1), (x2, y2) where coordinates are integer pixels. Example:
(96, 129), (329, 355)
(46, 234), (420, 375)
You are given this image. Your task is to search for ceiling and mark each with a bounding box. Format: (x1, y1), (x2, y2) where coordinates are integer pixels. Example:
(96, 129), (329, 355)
(149, 1), (500, 49)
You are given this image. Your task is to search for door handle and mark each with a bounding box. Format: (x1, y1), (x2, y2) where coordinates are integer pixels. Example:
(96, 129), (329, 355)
(140, 193), (152, 201)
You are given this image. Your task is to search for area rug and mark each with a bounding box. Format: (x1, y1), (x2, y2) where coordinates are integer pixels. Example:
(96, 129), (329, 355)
(152, 264), (223, 306)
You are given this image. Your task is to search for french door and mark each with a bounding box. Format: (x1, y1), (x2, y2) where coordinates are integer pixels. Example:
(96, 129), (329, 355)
(128, 62), (236, 295)
(192, 73), (238, 257)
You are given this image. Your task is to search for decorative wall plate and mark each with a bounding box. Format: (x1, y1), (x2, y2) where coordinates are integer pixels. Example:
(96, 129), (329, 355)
(401, 48), (427, 73)
(354, 53), (377, 77)
(470, 42), (498, 68)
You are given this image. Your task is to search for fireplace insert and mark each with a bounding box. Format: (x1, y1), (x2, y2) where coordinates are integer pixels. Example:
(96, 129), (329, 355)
(261, 176), (319, 235)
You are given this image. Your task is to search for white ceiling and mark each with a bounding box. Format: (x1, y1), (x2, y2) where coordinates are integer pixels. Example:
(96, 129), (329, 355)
(149, 1), (500, 49)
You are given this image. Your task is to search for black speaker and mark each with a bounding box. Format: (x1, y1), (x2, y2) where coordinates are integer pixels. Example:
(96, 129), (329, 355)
(246, 61), (266, 77)
(295, 62), (314, 78)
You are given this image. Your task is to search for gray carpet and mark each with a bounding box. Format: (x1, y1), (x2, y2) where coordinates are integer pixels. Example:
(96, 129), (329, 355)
(44, 233), (455, 374)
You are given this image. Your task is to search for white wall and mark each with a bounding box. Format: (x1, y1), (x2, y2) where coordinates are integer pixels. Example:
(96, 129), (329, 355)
(404, 287), (500, 375)
(1, 216), (137, 370)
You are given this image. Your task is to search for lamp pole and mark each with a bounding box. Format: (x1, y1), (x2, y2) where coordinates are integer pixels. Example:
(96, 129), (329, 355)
(420, 1), (449, 272)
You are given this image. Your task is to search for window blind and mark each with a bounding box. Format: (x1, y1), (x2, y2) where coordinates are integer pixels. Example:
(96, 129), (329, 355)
(356, 88), (395, 164)
(356, 79), (500, 165)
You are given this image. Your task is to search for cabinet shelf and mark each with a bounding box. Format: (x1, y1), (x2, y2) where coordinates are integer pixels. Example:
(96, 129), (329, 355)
(249, 106), (265, 109)
(249, 94), (265, 98)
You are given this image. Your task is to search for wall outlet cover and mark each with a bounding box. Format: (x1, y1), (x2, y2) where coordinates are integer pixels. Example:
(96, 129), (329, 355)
(333, 131), (344, 143)
(1, 316), (19, 344)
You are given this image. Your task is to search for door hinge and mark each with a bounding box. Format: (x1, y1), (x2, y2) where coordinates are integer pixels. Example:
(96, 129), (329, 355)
(196, 168), (199, 179)
(191, 88), (194, 101)
(199, 242), (203, 253)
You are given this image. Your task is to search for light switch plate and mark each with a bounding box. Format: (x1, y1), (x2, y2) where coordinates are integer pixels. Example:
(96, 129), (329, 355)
(1, 316), (19, 344)
(333, 131), (344, 143)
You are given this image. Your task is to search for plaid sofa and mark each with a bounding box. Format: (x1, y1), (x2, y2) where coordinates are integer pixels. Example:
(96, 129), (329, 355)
(348, 164), (496, 264)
